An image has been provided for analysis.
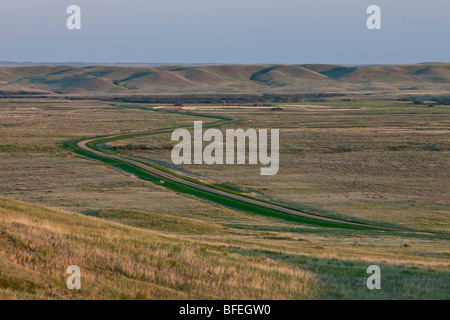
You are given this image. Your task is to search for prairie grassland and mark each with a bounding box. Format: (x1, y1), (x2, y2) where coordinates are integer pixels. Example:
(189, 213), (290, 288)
(0, 99), (449, 299)
(0, 197), (318, 299)
(113, 102), (450, 232)
(0, 99), (216, 217)
(1, 196), (449, 300)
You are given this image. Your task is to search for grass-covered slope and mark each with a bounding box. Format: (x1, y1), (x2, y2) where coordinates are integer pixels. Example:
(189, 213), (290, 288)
(1, 63), (450, 94)
(0, 196), (317, 300)
(1, 196), (449, 300)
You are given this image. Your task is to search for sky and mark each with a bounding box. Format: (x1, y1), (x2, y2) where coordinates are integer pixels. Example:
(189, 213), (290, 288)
(0, 0), (449, 65)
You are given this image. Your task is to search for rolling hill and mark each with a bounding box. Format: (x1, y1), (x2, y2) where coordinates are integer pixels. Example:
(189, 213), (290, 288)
(0, 63), (449, 95)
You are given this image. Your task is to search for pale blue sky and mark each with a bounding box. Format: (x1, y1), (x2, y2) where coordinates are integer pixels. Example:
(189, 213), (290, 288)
(0, 0), (449, 64)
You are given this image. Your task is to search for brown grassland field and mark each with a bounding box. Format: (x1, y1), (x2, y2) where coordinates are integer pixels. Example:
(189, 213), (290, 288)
(0, 95), (449, 299)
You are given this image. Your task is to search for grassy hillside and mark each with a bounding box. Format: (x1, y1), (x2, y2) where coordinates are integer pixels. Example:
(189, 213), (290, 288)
(1, 63), (450, 95)
(0, 196), (317, 299)
(1, 196), (449, 300)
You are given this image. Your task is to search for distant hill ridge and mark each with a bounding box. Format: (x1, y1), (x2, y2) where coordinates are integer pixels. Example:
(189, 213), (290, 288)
(0, 63), (449, 94)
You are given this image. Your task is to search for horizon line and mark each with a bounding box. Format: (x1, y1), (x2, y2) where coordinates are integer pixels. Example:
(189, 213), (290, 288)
(0, 61), (449, 67)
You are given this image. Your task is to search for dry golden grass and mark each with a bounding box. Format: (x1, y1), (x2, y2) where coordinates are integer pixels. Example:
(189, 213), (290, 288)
(0, 197), (319, 300)
(1, 196), (448, 300)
